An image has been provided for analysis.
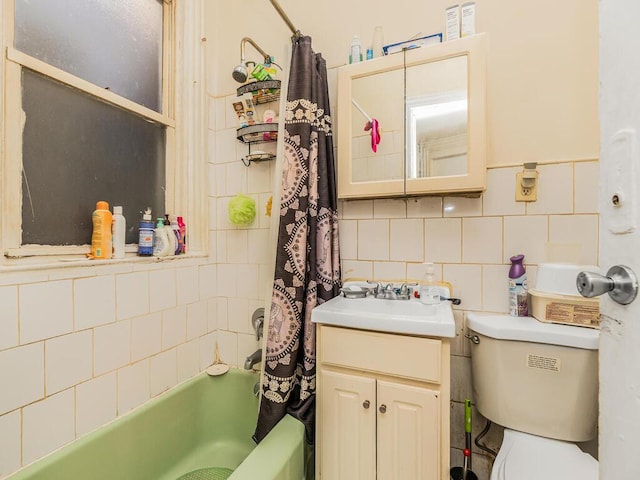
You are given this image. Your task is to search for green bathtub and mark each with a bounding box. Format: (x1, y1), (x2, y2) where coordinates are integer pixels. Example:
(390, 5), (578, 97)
(8, 369), (304, 480)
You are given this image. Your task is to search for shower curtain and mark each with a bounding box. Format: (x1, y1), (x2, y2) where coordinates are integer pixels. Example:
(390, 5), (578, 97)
(253, 35), (341, 445)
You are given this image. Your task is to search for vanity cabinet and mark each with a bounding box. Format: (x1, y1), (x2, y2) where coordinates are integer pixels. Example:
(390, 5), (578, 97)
(316, 325), (450, 480)
(337, 34), (486, 198)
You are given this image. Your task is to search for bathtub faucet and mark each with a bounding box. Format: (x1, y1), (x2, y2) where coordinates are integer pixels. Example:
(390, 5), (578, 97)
(244, 349), (263, 370)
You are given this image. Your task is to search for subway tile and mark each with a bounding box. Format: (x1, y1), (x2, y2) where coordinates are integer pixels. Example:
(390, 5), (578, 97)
(75, 373), (117, 437)
(177, 266), (200, 305)
(0, 343), (44, 415)
(407, 197), (443, 218)
(177, 340), (200, 382)
(357, 220), (389, 260)
(199, 264), (218, 300)
(390, 219), (424, 262)
(444, 196), (482, 217)
(574, 161), (599, 214)
(373, 262), (406, 282)
(20, 280), (73, 344)
(407, 262), (442, 284)
(526, 163), (573, 215)
(115, 272), (149, 320)
(425, 218), (462, 263)
(549, 214), (599, 265)
(216, 231), (228, 263)
(214, 128), (238, 164)
(0, 410), (21, 477)
(482, 264), (511, 313)
(187, 301), (208, 340)
(247, 229), (271, 265)
(338, 220), (358, 260)
(342, 259), (373, 281)
(149, 269), (177, 313)
(236, 264), (259, 302)
(443, 264), (482, 311)
(94, 320), (131, 376)
(225, 162), (246, 197)
(227, 230), (249, 264)
(217, 298), (229, 330)
(0, 286), (18, 350)
(216, 197), (235, 230)
(227, 298), (251, 334)
(162, 306), (187, 349)
(22, 389), (75, 465)
(482, 166), (526, 216)
(341, 199), (374, 219)
(237, 333), (260, 370)
(503, 216), (548, 264)
(217, 264), (238, 297)
(199, 332), (218, 370)
(207, 298), (218, 332)
(150, 349), (178, 397)
(373, 199), (407, 218)
(117, 360), (150, 414)
(462, 217), (503, 264)
(131, 313), (162, 362)
(247, 161), (272, 194)
(45, 331), (93, 395)
(216, 331), (237, 368)
(74, 276), (116, 330)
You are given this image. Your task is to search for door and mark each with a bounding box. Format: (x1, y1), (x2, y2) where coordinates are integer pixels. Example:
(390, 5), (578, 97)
(599, 2), (640, 477)
(318, 369), (376, 480)
(376, 381), (441, 480)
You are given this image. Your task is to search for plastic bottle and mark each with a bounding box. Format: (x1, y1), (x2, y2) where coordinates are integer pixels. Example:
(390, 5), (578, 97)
(372, 26), (384, 58)
(171, 217), (183, 255)
(112, 205), (126, 259)
(138, 208), (154, 256)
(177, 216), (186, 253)
(164, 214), (177, 256)
(153, 217), (171, 257)
(349, 35), (362, 64)
(509, 254), (528, 316)
(420, 263), (441, 305)
(90, 201), (113, 259)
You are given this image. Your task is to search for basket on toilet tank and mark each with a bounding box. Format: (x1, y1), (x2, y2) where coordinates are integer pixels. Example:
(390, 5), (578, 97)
(529, 263), (600, 329)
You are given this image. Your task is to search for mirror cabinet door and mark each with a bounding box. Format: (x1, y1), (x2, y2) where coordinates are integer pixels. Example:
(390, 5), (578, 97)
(405, 55), (468, 180)
(351, 69), (404, 184)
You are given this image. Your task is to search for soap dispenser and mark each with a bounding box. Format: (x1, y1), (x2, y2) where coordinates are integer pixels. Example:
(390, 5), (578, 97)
(420, 263), (441, 305)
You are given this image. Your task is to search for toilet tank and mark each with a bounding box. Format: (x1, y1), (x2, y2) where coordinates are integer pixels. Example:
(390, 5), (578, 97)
(467, 313), (599, 442)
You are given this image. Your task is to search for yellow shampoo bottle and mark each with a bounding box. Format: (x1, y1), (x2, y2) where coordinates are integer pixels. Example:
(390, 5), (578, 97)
(90, 201), (113, 259)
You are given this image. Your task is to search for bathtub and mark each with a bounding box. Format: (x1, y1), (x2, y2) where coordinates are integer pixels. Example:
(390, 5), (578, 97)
(7, 369), (305, 480)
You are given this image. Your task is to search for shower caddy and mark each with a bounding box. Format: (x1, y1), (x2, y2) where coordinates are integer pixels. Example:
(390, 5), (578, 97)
(236, 79), (281, 166)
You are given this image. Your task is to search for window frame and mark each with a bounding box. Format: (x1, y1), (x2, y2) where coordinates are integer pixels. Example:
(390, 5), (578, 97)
(0, 0), (206, 265)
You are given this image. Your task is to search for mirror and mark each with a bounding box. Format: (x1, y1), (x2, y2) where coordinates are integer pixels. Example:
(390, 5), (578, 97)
(406, 55), (468, 179)
(337, 34), (486, 199)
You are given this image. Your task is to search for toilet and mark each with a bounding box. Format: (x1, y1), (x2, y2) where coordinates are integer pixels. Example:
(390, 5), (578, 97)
(467, 313), (599, 480)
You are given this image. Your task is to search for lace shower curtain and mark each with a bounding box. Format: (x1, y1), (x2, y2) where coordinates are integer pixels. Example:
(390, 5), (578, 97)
(253, 35), (341, 444)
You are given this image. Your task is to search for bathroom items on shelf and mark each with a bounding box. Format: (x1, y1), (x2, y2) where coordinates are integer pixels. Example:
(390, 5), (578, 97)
(138, 207), (154, 256)
(382, 32), (442, 55)
(530, 263), (600, 328)
(111, 205), (126, 259)
(89, 200), (113, 259)
(349, 35), (362, 63)
(508, 254), (528, 317)
(420, 263), (441, 305)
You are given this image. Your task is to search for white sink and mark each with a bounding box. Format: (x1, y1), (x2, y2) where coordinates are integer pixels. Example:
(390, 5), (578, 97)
(311, 287), (456, 337)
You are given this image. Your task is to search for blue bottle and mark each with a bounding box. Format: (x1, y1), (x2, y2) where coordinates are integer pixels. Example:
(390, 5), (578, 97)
(137, 208), (154, 256)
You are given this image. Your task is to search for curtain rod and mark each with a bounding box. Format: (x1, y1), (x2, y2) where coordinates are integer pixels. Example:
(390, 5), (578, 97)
(269, 0), (301, 38)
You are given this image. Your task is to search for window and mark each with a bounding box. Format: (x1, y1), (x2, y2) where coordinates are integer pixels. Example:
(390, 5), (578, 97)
(1, 0), (205, 260)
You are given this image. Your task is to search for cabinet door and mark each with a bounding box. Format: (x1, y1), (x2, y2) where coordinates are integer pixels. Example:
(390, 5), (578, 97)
(376, 381), (441, 480)
(318, 369), (376, 480)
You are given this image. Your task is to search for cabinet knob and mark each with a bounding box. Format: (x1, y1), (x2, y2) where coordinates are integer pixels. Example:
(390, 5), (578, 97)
(379, 404), (387, 414)
(363, 400), (370, 409)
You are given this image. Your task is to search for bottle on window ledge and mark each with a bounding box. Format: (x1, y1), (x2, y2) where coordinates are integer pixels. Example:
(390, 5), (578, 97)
(89, 201), (112, 260)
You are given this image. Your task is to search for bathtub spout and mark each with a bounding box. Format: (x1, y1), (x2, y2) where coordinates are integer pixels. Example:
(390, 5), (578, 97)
(244, 349), (263, 370)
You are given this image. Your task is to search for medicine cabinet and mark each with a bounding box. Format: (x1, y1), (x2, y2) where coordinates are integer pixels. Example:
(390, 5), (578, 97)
(337, 34), (487, 198)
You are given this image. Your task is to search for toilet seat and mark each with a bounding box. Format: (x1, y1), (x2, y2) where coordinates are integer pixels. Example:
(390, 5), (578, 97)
(491, 429), (598, 480)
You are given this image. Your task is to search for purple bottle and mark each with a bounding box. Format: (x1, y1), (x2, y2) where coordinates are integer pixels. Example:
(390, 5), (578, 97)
(509, 254), (528, 316)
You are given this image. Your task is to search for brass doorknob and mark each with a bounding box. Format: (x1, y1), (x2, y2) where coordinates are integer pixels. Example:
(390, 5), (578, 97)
(379, 404), (387, 413)
(363, 400), (370, 409)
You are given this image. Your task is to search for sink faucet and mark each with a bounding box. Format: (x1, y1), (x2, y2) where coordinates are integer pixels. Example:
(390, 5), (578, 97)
(244, 348), (262, 370)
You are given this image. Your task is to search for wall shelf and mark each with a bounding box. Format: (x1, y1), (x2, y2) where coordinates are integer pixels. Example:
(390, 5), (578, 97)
(237, 123), (278, 144)
(237, 80), (281, 104)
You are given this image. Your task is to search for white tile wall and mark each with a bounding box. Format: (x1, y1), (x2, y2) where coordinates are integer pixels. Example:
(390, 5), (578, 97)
(425, 218), (462, 263)
(22, 389), (75, 465)
(74, 276), (116, 330)
(117, 360), (150, 414)
(75, 373), (117, 437)
(0, 286), (18, 350)
(162, 306), (188, 349)
(150, 349), (178, 397)
(0, 410), (21, 477)
(45, 331), (93, 395)
(462, 217), (503, 264)
(20, 280), (73, 344)
(149, 269), (177, 313)
(131, 313), (162, 362)
(94, 321), (131, 376)
(358, 220), (390, 260)
(115, 272), (149, 320)
(0, 343), (44, 415)
(390, 219), (424, 262)
(177, 266), (200, 305)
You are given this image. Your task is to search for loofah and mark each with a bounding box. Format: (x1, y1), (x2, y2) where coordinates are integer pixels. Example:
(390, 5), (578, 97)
(228, 194), (256, 226)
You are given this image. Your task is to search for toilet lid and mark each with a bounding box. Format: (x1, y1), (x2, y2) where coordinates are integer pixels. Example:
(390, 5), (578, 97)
(497, 430), (598, 480)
